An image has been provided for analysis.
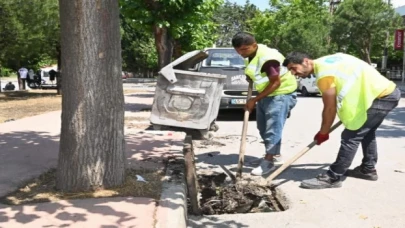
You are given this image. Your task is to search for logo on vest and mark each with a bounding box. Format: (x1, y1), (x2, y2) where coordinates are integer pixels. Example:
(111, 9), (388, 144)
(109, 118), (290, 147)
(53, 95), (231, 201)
(324, 56), (342, 64)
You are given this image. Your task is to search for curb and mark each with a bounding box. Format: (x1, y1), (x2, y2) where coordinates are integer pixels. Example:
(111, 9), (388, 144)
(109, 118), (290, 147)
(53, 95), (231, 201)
(155, 132), (188, 228)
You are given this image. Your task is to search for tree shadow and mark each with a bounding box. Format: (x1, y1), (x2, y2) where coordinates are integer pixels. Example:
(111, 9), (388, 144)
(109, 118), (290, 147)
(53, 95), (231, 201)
(124, 102), (152, 112)
(0, 91), (58, 101)
(377, 106), (405, 138)
(0, 131), (60, 197)
(0, 129), (186, 227)
(187, 215), (249, 228)
(195, 151), (258, 169)
(124, 92), (153, 113)
(0, 197), (155, 227)
(125, 131), (185, 171)
(125, 93), (154, 98)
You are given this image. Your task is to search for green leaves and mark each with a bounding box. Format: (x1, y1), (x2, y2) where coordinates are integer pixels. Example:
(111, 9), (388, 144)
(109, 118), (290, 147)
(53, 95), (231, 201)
(213, 0), (260, 47)
(251, 0), (331, 58)
(331, 0), (403, 63)
(0, 0), (60, 70)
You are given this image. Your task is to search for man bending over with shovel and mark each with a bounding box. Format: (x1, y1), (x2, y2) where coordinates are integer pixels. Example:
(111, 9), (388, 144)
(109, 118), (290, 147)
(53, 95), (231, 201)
(232, 32), (297, 176)
(283, 52), (400, 189)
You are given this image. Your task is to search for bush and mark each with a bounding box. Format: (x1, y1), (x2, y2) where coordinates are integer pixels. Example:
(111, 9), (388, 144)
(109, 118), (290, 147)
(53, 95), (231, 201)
(0, 67), (13, 77)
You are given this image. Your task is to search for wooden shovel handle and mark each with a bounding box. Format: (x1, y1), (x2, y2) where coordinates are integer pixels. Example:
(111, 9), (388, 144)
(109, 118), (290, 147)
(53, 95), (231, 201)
(236, 80), (253, 179)
(263, 121), (343, 184)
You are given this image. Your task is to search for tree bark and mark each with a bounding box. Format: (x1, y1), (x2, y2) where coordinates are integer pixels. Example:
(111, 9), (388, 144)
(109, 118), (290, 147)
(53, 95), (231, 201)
(153, 25), (173, 70)
(57, 0), (125, 192)
(173, 40), (182, 59)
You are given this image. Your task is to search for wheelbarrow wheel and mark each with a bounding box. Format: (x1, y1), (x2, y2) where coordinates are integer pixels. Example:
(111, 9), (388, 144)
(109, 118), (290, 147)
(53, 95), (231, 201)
(200, 130), (214, 140)
(210, 122), (219, 132)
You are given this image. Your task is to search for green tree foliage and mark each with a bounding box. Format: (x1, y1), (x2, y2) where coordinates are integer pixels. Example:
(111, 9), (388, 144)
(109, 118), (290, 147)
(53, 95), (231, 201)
(120, 14), (158, 74)
(0, 0), (59, 71)
(120, 0), (223, 69)
(250, 0), (331, 58)
(213, 0), (259, 47)
(331, 0), (403, 64)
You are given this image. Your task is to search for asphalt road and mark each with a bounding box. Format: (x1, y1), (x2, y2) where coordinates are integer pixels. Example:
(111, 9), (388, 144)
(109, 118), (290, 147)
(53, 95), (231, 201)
(189, 95), (405, 228)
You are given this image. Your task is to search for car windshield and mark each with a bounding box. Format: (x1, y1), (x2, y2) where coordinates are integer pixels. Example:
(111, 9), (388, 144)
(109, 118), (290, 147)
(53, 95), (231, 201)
(202, 49), (245, 68)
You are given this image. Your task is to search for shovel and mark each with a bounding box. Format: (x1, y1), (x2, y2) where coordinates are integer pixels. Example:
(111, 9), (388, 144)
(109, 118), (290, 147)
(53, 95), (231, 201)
(261, 121), (343, 186)
(236, 80), (253, 180)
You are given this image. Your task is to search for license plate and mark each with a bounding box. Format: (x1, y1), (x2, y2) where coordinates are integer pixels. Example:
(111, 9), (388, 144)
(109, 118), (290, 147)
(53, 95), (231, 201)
(231, 99), (246, 104)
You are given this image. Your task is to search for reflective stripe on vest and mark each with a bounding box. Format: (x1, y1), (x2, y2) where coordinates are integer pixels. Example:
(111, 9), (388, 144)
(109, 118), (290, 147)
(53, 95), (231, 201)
(316, 67), (362, 110)
(244, 44), (297, 95)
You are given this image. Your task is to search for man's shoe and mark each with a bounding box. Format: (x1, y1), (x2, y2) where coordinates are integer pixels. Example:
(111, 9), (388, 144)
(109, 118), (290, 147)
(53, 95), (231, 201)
(346, 166), (378, 181)
(300, 173), (342, 189)
(251, 160), (275, 176)
(272, 155), (284, 166)
(248, 155), (284, 166)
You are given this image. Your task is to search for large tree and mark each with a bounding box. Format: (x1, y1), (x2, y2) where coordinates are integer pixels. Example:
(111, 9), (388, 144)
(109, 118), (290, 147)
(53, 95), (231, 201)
(120, 0), (223, 69)
(250, 0), (331, 58)
(120, 13), (158, 75)
(0, 0), (60, 71)
(214, 0), (259, 47)
(57, 0), (125, 192)
(331, 0), (403, 63)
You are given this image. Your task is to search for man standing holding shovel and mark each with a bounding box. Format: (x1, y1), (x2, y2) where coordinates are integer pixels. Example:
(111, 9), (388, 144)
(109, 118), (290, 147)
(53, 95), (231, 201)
(232, 32), (297, 176)
(283, 52), (400, 189)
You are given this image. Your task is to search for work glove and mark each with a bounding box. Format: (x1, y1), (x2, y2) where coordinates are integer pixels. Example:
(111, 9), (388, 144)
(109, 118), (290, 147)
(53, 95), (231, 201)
(314, 132), (329, 145)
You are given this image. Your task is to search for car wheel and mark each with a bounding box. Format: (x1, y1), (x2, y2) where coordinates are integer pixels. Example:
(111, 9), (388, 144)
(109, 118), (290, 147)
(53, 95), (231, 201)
(301, 87), (309, 97)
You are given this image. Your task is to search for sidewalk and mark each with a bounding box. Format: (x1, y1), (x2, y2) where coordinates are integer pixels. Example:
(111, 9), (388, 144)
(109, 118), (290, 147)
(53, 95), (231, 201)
(0, 93), (187, 228)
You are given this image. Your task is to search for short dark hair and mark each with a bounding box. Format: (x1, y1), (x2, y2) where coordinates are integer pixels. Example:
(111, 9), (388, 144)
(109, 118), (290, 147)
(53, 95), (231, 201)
(283, 51), (312, 67)
(231, 32), (256, 48)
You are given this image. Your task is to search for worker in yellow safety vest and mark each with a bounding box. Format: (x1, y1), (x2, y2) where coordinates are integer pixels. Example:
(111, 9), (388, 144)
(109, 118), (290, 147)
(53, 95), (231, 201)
(231, 32), (298, 176)
(283, 51), (401, 189)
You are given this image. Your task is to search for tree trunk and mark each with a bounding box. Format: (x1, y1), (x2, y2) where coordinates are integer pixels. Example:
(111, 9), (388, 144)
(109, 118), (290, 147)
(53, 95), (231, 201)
(153, 25), (173, 70)
(56, 45), (62, 95)
(17, 72), (23, 91)
(57, 0), (125, 192)
(173, 40), (182, 59)
(361, 43), (372, 64)
(0, 66), (2, 93)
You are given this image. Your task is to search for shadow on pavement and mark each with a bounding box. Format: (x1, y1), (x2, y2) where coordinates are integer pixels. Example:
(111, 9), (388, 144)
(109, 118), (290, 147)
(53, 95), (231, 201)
(265, 163), (330, 186)
(125, 93), (154, 98)
(0, 131), (60, 197)
(377, 106), (405, 138)
(195, 151), (259, 170)
(0, 197), (154, 226)
(124, 102), (152, 112)
(188, 215), (249, 228)
(216, 109), (256, 121)
(0, 130), (185, 226)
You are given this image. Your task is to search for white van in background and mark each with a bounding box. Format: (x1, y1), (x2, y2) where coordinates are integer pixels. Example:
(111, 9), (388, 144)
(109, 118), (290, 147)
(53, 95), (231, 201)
(297, 74), (319, 96)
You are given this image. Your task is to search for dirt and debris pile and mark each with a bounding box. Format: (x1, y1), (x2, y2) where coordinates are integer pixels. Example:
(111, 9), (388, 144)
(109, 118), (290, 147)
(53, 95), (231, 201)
(198, 173), (281, 215)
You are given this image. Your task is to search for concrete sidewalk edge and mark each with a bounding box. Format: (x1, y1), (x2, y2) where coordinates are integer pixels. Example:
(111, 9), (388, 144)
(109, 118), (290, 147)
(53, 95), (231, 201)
(155, 133), (188, 228)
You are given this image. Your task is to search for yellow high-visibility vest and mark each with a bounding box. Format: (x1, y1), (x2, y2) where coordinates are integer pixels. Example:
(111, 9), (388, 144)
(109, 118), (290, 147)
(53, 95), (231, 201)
(244, 44), (297, 96)
(314, 53), (393, 130)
